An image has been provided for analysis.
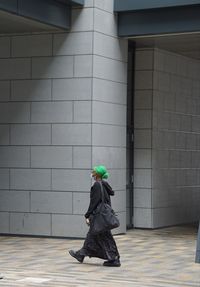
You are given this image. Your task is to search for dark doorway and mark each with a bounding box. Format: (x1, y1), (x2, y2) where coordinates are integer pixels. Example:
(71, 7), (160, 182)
(126, 42), (135, 229)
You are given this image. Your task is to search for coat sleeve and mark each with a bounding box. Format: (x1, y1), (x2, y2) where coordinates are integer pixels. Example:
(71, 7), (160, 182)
(85, 182), (101, 218)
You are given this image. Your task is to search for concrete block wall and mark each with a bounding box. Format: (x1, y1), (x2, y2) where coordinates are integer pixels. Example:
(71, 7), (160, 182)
(153, 48), (200, 227)
(0, 0), (128, 237)
(134, 47), (200, 228)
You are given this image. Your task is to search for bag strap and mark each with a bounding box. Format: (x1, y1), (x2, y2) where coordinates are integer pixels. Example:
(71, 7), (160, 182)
(99, 181), (105, 203)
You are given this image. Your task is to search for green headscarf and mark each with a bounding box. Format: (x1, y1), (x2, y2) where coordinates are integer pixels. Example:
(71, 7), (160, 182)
(93, 165), (109, 179)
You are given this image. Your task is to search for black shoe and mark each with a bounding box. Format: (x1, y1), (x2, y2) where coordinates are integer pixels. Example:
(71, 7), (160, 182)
(103, 259), (121, 267)
(69, 250), (84, 263)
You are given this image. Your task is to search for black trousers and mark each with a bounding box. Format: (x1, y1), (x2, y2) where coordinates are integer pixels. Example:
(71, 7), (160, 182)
(78, 230), (120, 261)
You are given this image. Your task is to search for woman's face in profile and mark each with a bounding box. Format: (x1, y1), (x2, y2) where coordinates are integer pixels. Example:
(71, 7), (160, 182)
(91, 171), (99, 181)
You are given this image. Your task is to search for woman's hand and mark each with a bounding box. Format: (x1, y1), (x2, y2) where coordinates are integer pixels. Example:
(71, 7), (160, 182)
(86, 218), (90, 226)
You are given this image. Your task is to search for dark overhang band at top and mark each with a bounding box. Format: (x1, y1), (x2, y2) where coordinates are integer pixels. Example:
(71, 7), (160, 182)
(114, 0), (200, 12)
(0, 0), (85, 32)
(115, 0), (200, 38)
(70, 0), (84, 5)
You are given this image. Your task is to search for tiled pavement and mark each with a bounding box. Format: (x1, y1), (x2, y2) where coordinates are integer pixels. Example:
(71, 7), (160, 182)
(0, 225), (200, 287)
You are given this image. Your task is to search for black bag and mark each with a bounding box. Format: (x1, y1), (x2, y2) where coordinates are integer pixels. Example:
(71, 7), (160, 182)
(90, 181), (120, 235)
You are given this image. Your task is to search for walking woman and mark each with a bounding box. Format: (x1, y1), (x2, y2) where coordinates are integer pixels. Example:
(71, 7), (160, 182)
(69, 165), (121, 267)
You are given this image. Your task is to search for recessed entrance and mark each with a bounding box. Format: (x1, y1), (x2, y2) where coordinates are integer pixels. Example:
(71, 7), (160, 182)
(127, 33), (200, 228)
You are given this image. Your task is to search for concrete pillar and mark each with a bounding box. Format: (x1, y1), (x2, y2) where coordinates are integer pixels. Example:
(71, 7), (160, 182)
(0, 0), (128, 237)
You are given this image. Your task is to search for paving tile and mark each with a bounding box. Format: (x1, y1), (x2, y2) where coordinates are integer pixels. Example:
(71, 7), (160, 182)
(0, 226), (200, 286)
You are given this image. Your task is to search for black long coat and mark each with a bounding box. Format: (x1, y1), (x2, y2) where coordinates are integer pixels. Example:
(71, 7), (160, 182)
(85, 180), (113, 219)
(78, 180), (120, 260)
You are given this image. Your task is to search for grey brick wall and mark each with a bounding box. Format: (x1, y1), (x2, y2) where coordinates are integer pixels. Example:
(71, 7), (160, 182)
(0, 0), (128, 237)
(134, 48), (200, 228)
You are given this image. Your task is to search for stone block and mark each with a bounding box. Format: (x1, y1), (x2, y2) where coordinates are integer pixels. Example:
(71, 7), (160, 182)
(94, 0), (114, 12)
(94, 8), (117, 37)
(152, 207), (179, 228)
(169, 114), (180, 131)
(93, 78), (126, 105)
(71, 8), (93, 32)
(186, 133), (196, 150)
(0, 81), (10, 101)
(10, 213), (51, 236)
(0, 147), (30, 168)
(73, 192), (90, 214)
(134, 130), (152, 149)
(11, 80), (51, 101)
(31, 102), (73, 123)
(0, 125), (9, 145)
(93, 55), (127, 83)
(12, 34), (52, 57)
(31, 146), (73, 168)
(31, 191), (73, 214)
(135, 71), (153, 90)
(74, 55), (93, 77)
(0, 37), (10, 58)
(192, 116), (200, 133)
(107, 169), (126, 191)
(92, 147), (126, 169)
(135, 49), (154, 70)
(134, 169), (152, 188)
(134, 188), (152, 208)
(158, 72), (170, 92)
(152, 188), (171, 208)
(0, 103), (30, 123)
(0, 169), (9, 189)
(0, 212), (9, 233)
(111, 190), (126, 212)
(0, 190), (29, 212)
(180, 114), (192, 132)
(10, 169), (51, 190)
(134, 90), (153, 109)
(92, 124), (126, 147)
(164, 92), (176, 112)
(0, 58), (31, 80)
(73, 146), (92, 168)
(134, 110), (152, 129)
(84, 0), (94, 7)
(32, 56), (73, 79)
(93, 101), (126, 126)
(52, 78), (92, 101)
(52, 214), (88, 237)
(53, 32), (93, 55)
(11, 124), (51, 145)
(134, 149), (152, 169)
(177, 56), (188, 77)
(74, 101), (91, 122)
(134, 208), (152, 228)
(52, 124), (91, 145)
(52, 169), (91, 192)
(163, 51), (177, 74)
(191, 151), (200, 168)
(154, 49), (165, 71)
(94, 32), (128, 62)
